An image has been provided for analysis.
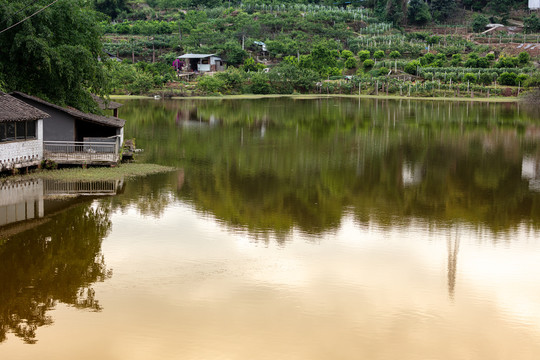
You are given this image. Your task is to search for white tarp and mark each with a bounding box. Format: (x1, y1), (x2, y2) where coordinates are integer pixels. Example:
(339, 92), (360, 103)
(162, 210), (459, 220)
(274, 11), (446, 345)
(530, 0), (540, 9)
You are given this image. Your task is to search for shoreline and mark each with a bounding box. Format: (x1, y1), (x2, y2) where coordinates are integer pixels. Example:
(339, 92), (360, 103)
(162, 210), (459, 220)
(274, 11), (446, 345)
(0, 163), (177, 183)
(110, 93), (523, 103)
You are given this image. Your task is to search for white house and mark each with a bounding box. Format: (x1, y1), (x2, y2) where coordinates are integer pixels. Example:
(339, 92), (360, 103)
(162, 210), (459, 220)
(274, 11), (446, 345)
(177, 54), (225, 72)
(0, 92), (49, 172)
(530, 0), (540, 9)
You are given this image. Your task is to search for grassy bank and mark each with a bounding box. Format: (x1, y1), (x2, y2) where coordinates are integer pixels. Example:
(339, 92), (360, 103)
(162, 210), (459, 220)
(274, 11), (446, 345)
(1, 163), (176, 183)
(111, 93), (521, 103)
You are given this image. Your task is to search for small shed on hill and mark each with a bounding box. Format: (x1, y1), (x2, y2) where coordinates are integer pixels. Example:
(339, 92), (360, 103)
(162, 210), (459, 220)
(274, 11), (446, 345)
(0, 92), (50, 171)
(11, 92), (126, 165)
(177, 54), (225, 72)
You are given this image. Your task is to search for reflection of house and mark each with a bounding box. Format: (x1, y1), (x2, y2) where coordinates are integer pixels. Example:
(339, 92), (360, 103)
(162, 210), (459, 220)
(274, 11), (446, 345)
(0, 179), (124, 228)
(11, 92), (125, 165)
(177, 54), (225, 72)
(402, 162), (423, 186)
(0, 180), (44, 227)
(522, 156), (540, 191)
(0, 92), (50, 171)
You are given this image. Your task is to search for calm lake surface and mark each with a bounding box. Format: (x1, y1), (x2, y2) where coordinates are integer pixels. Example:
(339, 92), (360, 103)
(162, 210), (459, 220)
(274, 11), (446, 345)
(1, 97), (540, 360)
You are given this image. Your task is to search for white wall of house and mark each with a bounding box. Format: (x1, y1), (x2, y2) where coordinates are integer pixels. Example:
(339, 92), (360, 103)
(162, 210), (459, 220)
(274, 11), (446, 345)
(0, 119), (43, 171)
(118, 127), (124, 146)
(0, 179), (44, 226)
(530, 0), (540, 9)
(198, 63), (211, 72)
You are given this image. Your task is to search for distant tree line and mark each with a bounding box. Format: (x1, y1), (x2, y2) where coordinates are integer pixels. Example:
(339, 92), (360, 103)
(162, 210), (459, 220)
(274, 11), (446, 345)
(92, 0), (531, 26)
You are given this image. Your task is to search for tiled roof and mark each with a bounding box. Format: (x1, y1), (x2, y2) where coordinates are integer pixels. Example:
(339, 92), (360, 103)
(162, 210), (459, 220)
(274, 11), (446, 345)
(11, 92), (125, 128)
(0, 92), (50, 122)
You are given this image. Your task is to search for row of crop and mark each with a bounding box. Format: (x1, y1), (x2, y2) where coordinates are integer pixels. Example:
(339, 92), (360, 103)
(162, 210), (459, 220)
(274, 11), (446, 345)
(239, 3), (371, 17)
(473, 33), (540, 43)
(417, 71), (530, 86)
(103, 36), (176, 57)
(417, 67), (536, 77)
(100, 20), (178, 35)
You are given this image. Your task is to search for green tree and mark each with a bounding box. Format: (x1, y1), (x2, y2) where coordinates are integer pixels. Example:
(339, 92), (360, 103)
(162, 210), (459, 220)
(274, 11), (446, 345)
(471, 14), (489, 33)
(407, 0), (432, 25)
(221, 41), (248, 67)
(430, 0), (456, 22)
(489, 0), (511, 17)
(523, 14), (540, 34)
(93, 0), (127, 20)
(310, 44), (337, 75)
(386, 0), (405, 25)
(0, 0), (107, 113)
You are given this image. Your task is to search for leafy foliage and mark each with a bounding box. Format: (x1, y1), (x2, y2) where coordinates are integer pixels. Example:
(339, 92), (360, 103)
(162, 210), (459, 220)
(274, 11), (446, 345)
(0, 0), (107, 112)
(523, 14), (540, 34)
(471, 14), (489, 33)
(407, 0), (431, 25)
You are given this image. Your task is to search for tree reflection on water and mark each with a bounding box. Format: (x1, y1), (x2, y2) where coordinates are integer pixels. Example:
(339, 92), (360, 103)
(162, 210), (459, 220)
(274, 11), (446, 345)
(0, 203), (112, 344)
(119, 98), (540, 238)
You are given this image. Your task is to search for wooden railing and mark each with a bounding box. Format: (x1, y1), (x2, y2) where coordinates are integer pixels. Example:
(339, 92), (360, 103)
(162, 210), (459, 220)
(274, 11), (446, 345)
(43, 140), (119, 164)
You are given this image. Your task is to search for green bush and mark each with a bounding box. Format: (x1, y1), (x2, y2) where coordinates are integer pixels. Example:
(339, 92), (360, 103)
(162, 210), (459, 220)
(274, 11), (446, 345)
(476, 57), (489, 68)
(516, 74), (528, 85)
(389, 50), (401, 59)
(373, 50), (385, 60)
(524, 73), (540, 88)
(498, 72), (517, 86)
(341, 50), (354, 59)
(463, 73), (477, 83)
(451, 54), (462, 67)
(378, 67), (389, 76)
(363, 59), (375, 69)
(404, 60), (420, 75)
(197, 74), (226, 94)
(496, 56), (518, 68)
(358, 50), (370, 62)
(249, 72), (272, 94)
(344, 57), (358, 69)
(518, 52), (531, 65)
(479, 73), (493, 85)
(464, 57), (478, 68)
(486, 53), (495, 61)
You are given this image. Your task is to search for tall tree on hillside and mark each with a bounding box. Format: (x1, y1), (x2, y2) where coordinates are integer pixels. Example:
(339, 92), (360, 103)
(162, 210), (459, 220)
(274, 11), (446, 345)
(430, 0), (457, 22)
(408, 0), (432, 25)
(93, 0), (127, 20)
(386, 0), (405, 25)
(0, 0), (107, 112)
